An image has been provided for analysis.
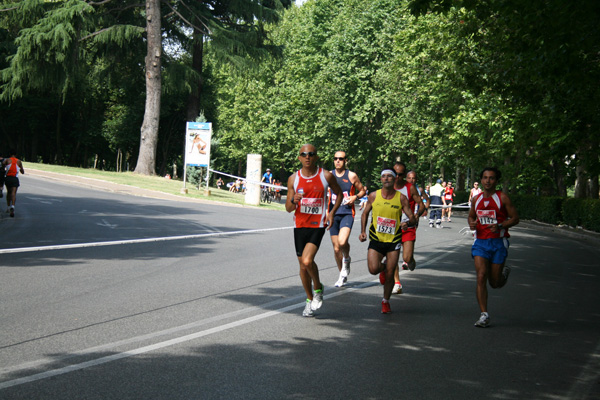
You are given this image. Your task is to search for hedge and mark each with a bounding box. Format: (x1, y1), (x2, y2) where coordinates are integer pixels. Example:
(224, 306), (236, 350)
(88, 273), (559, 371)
(454, 191), (600, 233)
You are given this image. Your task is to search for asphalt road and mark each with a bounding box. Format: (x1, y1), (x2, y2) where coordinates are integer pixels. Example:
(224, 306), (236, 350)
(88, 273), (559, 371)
(1, 174), (599, 399)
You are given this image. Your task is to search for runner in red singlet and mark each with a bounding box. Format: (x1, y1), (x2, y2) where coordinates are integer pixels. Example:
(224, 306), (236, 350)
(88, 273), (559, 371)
(3, 150), (24, 218)
(468, 167), (519, 328)
(387, 162), (426, 294)
(286, 144), (343, 317)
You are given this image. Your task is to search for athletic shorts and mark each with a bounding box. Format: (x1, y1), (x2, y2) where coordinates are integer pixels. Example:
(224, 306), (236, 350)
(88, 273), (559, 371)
(294, 227), (326, 257)
(329, 214), (354, 236)
(401, 227), (416, 243)
(471, 238), (509, 264)
(4, 176), (19, 188)
(368, 240), (401, 256)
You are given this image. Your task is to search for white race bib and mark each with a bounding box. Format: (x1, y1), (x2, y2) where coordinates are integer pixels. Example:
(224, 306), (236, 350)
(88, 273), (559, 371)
(477, 209), (497, 225)
(300, 198), (324, 214)
(376, 217), (397, 235)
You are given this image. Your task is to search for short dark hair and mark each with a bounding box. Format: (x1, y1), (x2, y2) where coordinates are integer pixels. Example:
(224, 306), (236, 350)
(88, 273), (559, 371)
(394, 161), (407, 170)
(480, 167), (501, 181)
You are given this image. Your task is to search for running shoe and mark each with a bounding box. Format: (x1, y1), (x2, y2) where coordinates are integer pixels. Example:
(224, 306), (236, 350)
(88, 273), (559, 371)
(342, 257), (351, 277)
(503, 266), (512, 282)
(302, 299), (314, 317)
(436, 223), (442, 229)
(401, 261), (409, 270)
(379, 271), (386, 285)
(429, 222), (434, 228)
(334, 273), (346, 288)
(448, 218), (452, 222)
(9, 207), (14, 218)
(392, 282), (402, 294)
(474, 312), (490, 327)
(381, 301), (392, 314)
(311, 285), (324, 310)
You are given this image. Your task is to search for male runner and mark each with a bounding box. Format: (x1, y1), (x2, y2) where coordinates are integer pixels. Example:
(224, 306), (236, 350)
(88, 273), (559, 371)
(359, 168), (416, 313)
(444, 181), (456, 222)
(407, 171), (430, 220)
(468, 167), (519, 328)
(428, 179), (444, 228)
(3, 150), (24, 218)
(328, 151), (366, 287)
(468, 181), (482, 206)
(390, 162), (426, 294)
(286, 144), (343, 317)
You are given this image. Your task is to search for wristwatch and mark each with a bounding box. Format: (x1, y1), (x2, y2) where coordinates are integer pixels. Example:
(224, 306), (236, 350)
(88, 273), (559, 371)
(497, 223), (503, 229)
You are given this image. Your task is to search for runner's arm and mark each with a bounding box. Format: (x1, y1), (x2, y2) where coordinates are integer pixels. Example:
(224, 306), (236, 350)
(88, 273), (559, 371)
(285, 175), (298, 213)
(349, 171), (366, 203)
(325, 170), (344, 229)
(410, 185), (426, 218)
(400, 193), (416, 229)
(359, 192), (376, 242)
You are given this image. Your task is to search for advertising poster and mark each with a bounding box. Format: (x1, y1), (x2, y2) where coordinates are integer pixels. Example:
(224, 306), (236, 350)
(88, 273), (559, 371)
(185, 122), (212, 167)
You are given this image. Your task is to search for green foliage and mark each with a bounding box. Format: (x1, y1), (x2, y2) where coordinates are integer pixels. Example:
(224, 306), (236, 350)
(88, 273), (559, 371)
(562, 198), (600, 232)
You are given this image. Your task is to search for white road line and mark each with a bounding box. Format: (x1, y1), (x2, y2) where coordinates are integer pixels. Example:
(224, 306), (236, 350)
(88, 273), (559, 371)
(0, 238), (468, 390)
(0, 226), (293, 254)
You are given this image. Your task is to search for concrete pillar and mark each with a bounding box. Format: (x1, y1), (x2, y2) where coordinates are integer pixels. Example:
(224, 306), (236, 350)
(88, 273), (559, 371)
(245, 154), (262, 206)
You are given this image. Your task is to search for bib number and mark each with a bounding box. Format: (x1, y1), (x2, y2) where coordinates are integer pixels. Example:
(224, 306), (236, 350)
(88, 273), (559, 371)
(477, 209), (497, 225)
(300, 198), (324, 214)
(376, 217), (397, 235)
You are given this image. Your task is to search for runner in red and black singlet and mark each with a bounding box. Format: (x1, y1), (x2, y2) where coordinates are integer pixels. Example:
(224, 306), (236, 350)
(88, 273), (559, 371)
(286, 144), (343, 317)
(3, 150), (24, 218)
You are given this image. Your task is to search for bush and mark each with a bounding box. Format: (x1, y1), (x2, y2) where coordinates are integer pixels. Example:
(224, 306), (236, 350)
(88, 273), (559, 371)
(563, 198), (600, 232)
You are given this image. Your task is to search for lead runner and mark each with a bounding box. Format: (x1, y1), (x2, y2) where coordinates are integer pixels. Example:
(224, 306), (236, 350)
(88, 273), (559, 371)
(286, 144), (343, 317)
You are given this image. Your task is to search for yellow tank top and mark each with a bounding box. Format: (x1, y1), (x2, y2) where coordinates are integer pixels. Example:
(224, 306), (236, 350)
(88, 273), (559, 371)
(369, 190), (403, 243)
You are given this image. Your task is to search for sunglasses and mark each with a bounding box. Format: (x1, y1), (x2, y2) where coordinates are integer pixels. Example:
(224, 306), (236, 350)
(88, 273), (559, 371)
(299, 152), (316, 157)
(333, 157), (345, 161)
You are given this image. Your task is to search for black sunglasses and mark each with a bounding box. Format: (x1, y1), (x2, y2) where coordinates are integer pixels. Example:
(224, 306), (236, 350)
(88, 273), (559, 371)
(333, 157), (345, 161)
(299, 152), (316, 157)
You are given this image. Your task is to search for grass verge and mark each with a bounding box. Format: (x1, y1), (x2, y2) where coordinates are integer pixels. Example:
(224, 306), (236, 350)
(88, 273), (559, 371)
(24, 162), (286, 211)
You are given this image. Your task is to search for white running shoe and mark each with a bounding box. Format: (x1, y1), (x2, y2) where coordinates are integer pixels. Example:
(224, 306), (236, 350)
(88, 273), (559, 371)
(302, 300), (314, 317)
(474, 312), (490, 327)
(334, 274), (346, 288)
(392, 282), (403, 294)
(311, 285), (324, 310)
(342, 257), (351, 277)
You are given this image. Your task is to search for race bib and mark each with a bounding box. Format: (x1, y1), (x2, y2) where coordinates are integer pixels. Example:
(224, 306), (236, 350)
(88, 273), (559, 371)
(300, 198), (324, 214)
(376, 217), (397, 235)
(477, 209), (497, 225)
(331, 191), (350, 204)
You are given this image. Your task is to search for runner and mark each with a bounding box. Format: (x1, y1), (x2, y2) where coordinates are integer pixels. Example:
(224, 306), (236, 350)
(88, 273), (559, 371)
(328, 151), (366, 287)
(3, 150), (25, 218)
(286, 144), (343, 317)
(468, 181), (482, 206)
(407, 171), (430, 221)
(359, 167), (416, 313)
(443, 181), (456, 222)
(468, 167), (519, 327)
(390, 162), (427, 294)
(428, 179), (444, 228)
(0, 154), (5, 198)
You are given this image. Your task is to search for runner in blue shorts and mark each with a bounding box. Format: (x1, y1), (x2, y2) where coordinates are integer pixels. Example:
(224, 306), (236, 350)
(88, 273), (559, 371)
(468, 167), (519, 328)
(328, 151), (366, 287)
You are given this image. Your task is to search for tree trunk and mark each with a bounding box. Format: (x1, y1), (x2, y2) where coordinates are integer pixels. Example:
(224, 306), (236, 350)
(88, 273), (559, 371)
(186, 32), (204, 122)
(134, 0), (162, 176)
(590, 175), (599, 199)
(574, 164), (588, 198)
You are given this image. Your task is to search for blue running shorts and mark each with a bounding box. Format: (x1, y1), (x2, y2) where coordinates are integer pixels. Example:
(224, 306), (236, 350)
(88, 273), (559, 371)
(471, 237), (509, 264)
(329, 214), (354, 236)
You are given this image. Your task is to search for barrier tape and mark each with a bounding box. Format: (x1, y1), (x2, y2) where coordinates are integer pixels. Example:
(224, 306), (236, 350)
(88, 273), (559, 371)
(209, 169), (288, 191)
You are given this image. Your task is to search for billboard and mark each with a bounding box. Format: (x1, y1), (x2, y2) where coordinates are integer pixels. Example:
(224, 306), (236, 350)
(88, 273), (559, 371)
(185, 122), (212, 167)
